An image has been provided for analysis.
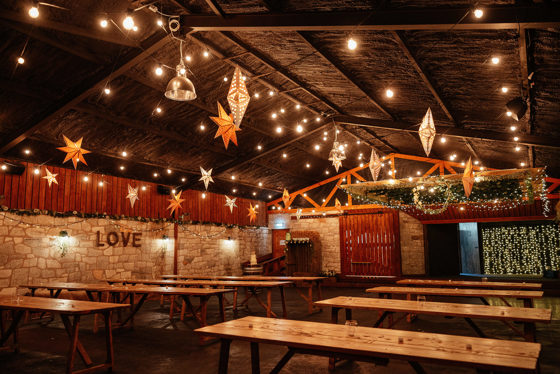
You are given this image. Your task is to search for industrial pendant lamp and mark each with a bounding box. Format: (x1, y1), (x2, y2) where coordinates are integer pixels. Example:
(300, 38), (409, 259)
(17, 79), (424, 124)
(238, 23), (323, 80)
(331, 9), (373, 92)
(506, 97), (527, 121)
(165, 40), (196, 101)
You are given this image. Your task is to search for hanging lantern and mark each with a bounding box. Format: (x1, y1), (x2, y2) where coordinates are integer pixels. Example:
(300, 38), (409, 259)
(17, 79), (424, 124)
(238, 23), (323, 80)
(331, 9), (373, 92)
(328, 126), (346, 172)
(418, 107), (436, 156)
(165, 40), (196, 101)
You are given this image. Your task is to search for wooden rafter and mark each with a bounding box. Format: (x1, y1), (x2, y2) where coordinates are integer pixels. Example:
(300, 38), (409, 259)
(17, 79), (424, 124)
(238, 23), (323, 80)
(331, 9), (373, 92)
(0, 32), (170, 155)
(203, 0), (226, 17)
(179, 7), (560, 32)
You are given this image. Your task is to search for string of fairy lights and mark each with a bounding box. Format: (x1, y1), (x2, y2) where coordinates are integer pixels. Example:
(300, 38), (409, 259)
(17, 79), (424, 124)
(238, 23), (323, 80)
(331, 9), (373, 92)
(10, 2), (536, 209)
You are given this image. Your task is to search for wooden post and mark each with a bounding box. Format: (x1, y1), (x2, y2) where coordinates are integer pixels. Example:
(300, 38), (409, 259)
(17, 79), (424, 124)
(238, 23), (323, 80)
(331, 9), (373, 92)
(173, 210), (179, 275)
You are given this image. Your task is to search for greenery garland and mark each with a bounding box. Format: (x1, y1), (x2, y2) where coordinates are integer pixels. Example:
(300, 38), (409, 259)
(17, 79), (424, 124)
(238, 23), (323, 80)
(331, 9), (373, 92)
(412, 181), (453, 215)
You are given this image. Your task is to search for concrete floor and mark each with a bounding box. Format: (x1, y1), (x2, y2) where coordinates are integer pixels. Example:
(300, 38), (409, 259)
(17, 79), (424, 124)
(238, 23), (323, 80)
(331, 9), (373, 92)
(1, 287), (559, 374)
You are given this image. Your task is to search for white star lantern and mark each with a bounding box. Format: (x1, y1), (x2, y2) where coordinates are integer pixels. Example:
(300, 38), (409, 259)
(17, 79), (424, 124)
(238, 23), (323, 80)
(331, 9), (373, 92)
(42, 168), (58, 187)
(368, 148), (382, 181)
(126, 184), (139, 209)
(418, 107), (436, 157)
(227, 67), (250, 128)
(225, 195), (237, 213)
(296, 208), (302, 220)
(199, 167), (214, 190)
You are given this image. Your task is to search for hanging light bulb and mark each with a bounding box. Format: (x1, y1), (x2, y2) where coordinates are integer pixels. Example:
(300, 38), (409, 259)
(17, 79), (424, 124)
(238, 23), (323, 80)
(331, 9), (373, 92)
(17, 56), (25, 64)
(104, 87), (111, 95)
(28, 4), (39, 18)
(347, 38), (357, 50)
(385, 89), (394, 98)
(296, 124), (303, 133)
(165, 41), (196, 101)
(157, 19), (163, 27)
(155, 66), (163, 76)
(203, 50), (209, 58)
(100, 19), (108, 28)
(473, 8), (483, 18)
(122, 11), (135, 30)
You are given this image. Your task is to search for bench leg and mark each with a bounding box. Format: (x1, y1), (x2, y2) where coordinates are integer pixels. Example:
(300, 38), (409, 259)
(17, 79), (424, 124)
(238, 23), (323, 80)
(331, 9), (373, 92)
(408, 361), (426, 374)
(250, 342), (260, 374)
(270, 349), (295, 374)
(218, 339), (231, 374)
(104, 312), (114, 369)
(65, 315), (81, 374)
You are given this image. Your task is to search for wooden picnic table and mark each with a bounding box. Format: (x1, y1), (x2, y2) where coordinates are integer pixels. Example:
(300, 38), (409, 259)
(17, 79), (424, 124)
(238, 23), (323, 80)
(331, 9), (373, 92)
(315, 296), (551, 342)
(161, 275), (326, 314)
(367, 286), (544, 308)
(21, 283), (233, 344)
(0, 296), (127, 374)
(195, 316), (541, 374)
(397, 278), (543, 290)
(106, 279), (292, 318)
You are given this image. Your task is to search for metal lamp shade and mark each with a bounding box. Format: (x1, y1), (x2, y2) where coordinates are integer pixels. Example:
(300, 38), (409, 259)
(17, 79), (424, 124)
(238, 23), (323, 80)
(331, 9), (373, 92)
(165, 75), (196, 101)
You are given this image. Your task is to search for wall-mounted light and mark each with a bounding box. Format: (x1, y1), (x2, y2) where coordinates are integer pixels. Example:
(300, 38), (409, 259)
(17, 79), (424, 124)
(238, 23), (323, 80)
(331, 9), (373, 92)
(55, 230), (70, 257)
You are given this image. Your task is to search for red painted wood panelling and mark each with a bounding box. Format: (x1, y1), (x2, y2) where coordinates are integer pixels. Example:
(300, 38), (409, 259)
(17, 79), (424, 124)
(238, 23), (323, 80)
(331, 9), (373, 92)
(0, 162), (267, 226)
(339, 209), (401, 276)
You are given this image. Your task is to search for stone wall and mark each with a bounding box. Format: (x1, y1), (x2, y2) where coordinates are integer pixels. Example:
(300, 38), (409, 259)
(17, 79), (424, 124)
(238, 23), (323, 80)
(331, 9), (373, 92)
(399, 211), (426, 275)
(0, 212), (271, 294)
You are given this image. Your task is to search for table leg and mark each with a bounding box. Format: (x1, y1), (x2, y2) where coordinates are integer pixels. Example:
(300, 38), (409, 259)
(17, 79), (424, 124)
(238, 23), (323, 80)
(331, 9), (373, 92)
(250, 342), (260, 374)
(523, 298), (534, 308)
(118, 293), (148, 327)
(104, 312), (114, 369)
(329, 308), (340, 370)
(316, 281), (323, 301)
(307, 285), (313, 315)
(345, 308), (352, 321)
(280, 286), (287, 318)
(218, 339), (231, 374)
(524, 322), (537, 342)
(271, 349), (295, 374)
(266, 289), (272, 318)
(65, 315), (81, 374)
(199, 296), (208, 327)
(0, 310), (23, 349)
(233, 287), (238, 315)
(218, 294), (226, 322)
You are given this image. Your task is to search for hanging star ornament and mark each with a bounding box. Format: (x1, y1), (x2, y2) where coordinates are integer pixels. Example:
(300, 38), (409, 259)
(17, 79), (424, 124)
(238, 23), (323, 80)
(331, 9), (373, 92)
(126, 184), (139, 209)
(282, 189), (290, 210)
(199, 167), (214, 190)
(296, 208), (302, 220)
(42, 168), (58, 187)
(247, 203), (258, 223)
(167, 191), (185, 216)
(225, 195), (237, 213)
(210, 102), (241, 149)
(227, 67), (250, 128)
(462, 157), (475, 198)
(331, 154), (343, 173)
(57, 135), (91, 169)
(418, 107), (436, 157)
(368, 148), (382, 181)
(335, 198), (342, 212)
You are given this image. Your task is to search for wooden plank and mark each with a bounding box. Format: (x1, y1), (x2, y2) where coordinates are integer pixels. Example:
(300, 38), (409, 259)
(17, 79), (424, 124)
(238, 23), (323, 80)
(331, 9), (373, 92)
(367, 286), (543, 299)
(397, 279), (542, 290)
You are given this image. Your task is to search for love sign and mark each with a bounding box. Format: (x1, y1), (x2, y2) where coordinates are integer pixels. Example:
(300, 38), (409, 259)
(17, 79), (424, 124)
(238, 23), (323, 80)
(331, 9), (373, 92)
(96, 231), (141, 247)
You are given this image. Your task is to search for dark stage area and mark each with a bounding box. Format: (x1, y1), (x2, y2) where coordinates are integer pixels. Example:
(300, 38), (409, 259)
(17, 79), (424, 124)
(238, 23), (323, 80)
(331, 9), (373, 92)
(1, 287), (559, 374)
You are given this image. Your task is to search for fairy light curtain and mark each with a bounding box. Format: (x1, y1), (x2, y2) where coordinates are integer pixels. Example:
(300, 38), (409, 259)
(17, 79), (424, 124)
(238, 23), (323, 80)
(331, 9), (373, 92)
(481, 222), (560, 275)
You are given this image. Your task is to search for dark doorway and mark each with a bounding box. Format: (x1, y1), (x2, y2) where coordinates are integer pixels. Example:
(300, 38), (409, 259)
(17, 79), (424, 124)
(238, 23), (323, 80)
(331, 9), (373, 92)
(426, 224), (460, 276)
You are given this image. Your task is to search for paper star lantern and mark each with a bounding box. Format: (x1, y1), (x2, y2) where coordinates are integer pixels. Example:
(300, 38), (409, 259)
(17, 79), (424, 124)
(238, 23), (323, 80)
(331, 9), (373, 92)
(225, 195), (237, 213)
(247, 203), (258, 223)
(210, 102), (241, 149)
(418, 108), (436, 156)
(331, 154), (343, 172)
(368, 149), (382, 181)
(296, 208), (302, 220)
(335, 198), (342, 212)
(126, 184), (139, 209)
(57, 135), (91, 169)
(199, 167), (214, 190)
(227, 67), (250, 128)
(462, 157), (475, 198)
(282, 189), (290, 209)
(42, 168), (58, 187)
(167, 191), (185, 216)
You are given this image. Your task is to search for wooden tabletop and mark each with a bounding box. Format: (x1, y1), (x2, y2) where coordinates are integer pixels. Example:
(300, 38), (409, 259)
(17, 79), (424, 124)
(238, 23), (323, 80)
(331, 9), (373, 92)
(108, 279), (293, 287)
(195, 316), (540, 372)
(367, 286), (544, 298)
(161, 275), (325, 282)
(314, 296), (551, 323)
(21, 282), (112, 291)
(0, 296), (128, 314)
(397, 279), (543, 290)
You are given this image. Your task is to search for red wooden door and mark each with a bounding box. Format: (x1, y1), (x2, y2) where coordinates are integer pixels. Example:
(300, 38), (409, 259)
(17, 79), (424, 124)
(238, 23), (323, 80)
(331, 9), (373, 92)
(339, 209), (401, 276)
(272, 229), (289, 258)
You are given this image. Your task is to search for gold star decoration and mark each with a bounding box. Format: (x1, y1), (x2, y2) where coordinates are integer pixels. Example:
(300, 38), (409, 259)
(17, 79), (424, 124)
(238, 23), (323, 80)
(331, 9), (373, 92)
(227, 67), (250, 128)
(296, 208), (302, 220)
(210, 102), (241, 149)
(368, 148), (382, 181)
(335, 198), (342, 212)
(247, 203), (258, 223)
(418, 107), (436, 157)
(57, 135), (91, 169)
(225, 195), (237, 213)
(282, 188), (290, 210)
(126, 184), (139, 209)
(167, 191), (185, 217)
(331, 154), (343, 172)
(462, 157), (475, 198)
(199, 167), (214, 190)
(42, 168), (58, 187)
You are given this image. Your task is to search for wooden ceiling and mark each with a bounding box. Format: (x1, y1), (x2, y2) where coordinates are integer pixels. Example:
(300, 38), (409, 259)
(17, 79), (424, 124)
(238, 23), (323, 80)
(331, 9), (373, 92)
(1, 0), (559, 205)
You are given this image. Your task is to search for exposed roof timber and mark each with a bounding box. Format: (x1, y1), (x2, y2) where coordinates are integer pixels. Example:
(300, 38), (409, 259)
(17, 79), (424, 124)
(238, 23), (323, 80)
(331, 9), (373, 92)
(297, 32), (394, 119)
(203, 0), (226, 17)
(217, 32), (345, 114)
(528, 146), (535, 168)
(252, 160), (318, 184)
(179, 7), (560, 31)
(0, 78), (59, 101)
(0, 32), (170, 155)
(334, 115), (560, 149)
(463, 139), (481, 161)
(0, 9), (140, 48)
(518, 27), (530, 99)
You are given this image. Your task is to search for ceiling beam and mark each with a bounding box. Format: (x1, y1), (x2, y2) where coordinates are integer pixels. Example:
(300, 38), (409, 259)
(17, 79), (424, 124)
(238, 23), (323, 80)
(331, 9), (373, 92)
(334, 115), (560, 149)
(463, 139), (481, 161)
(179, 6), (560, 31)
(0, 32), (170, 155)
(297, 32), (394, 119)
(203, 0), (226, 17)
(518, 27), (535, 167)
(0, 9), (140, 48)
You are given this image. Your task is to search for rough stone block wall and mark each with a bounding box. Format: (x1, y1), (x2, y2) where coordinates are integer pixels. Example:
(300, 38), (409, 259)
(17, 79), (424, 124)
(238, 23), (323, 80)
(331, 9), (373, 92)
(399, 211), (426, 275)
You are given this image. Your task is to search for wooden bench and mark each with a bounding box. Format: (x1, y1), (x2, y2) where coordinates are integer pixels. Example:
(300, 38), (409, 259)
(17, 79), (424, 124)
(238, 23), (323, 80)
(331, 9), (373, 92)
(315, 296), (551, 342)
(397, 279), (542, 290)
(195, 316), (541, 373)
(367, 286), (543, 308)
(0, 296), (127, 374)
